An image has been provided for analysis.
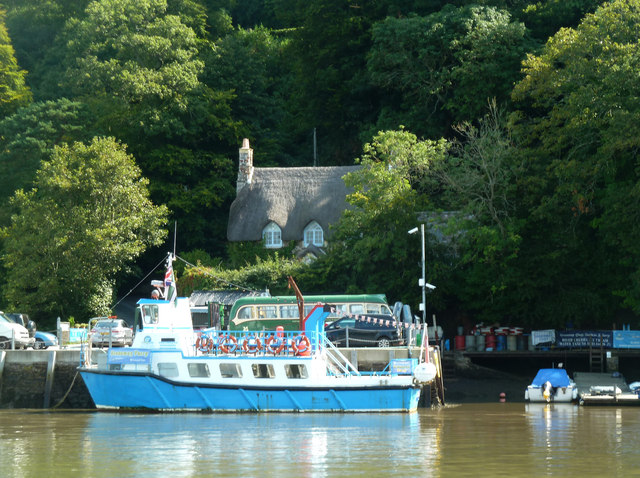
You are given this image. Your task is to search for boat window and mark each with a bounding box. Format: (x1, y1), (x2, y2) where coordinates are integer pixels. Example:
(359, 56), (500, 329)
(157, 363), (179, 378)
(251, 363), (275, 379)
(141, 305), (159, 324)
(257, 306), (277, 319)
(220, 363), (243, 378)
(134, 308), (143, 331)
(365, 304), (381, 314)
(285, 364), (308, 379)
(187, 363), (210, 378)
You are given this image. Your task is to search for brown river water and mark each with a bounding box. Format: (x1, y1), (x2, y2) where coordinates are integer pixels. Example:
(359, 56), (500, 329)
(1, 403), (639, 477)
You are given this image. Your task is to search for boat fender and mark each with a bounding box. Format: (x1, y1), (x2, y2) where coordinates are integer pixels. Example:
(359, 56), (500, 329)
(413, 362), (437, 384)
(292, 335), (311, 356)
(265, 335), (285, 355)
(219, 334), (238, 354)
(243, 335), (262, 354)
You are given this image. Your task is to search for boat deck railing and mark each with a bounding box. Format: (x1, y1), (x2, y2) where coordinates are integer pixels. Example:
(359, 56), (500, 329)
(193, 329), (319, 357)
(195, 329), (366, 376)
(86, 328), (415, 378)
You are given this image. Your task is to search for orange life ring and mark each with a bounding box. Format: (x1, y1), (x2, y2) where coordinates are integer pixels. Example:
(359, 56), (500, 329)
(265, 335), (285, 355)
(242, 335), (262, 354)
(292, 335), (311, 356)
(196, 335), (212, 353)
(219, 334), (238, 354)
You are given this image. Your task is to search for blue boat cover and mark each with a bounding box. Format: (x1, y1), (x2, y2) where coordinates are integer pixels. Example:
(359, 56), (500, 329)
(531, 368), (571, 387)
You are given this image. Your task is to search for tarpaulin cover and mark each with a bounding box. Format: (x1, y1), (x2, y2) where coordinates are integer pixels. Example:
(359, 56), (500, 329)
(531, 369), (571, 387)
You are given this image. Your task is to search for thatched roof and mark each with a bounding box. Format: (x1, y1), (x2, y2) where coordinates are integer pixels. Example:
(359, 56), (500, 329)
(227, 166), (360, 241)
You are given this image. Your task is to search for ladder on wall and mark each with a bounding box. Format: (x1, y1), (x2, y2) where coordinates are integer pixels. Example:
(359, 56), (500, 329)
(589, 336), (605, 373)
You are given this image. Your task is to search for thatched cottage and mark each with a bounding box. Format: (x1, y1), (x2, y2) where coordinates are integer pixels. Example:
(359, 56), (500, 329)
(226, 139), (359, 260)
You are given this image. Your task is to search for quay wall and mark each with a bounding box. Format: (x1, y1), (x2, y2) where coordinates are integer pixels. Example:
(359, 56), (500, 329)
(0, 349), (104, 409)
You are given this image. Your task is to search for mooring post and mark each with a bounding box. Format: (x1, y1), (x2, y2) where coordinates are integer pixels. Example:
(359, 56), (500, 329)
(43, 350), (57, 408)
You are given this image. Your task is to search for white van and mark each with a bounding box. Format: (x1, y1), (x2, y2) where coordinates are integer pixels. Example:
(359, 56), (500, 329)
(0, 311), (34, 349)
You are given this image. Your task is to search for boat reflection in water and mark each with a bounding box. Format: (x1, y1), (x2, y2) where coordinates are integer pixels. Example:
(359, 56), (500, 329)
(80, 412), (435, 477)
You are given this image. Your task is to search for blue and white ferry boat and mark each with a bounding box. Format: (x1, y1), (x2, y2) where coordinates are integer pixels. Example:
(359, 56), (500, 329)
(79, 255), (437, 412)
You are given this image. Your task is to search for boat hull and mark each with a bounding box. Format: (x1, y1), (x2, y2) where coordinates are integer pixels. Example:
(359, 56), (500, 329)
(525, 385), (577, 403)
(80, 370), (421, 412)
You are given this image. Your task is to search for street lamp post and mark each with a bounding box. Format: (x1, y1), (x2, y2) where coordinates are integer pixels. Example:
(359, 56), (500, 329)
(408, 224), (435, 329)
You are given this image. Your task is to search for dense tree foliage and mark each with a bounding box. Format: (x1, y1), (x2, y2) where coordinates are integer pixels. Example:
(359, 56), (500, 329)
(368, 5), (534, 138)
(509, 0), (640, 325)
(3, 137), (168, 324)
(0, 10), (31, 117)
(303, 129), (448, 306)
(0, 0), (638, 329)
(0, 99), (93, 226)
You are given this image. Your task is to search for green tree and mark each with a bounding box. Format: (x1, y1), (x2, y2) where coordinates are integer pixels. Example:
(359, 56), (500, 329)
(510, 0), (640, 324)
(60, 0), (207, 141)
(4, 0), (89, 100)
(54, 0), (239, 253)
(429, 102), (523, 324)
(367, 5), (533, 138)
(204, 26), (296, 165)
(0, 9), (31, 117)
(270, 0), (386, 165)
(3, 136), (168, 323)
(0, 98), (93, 226)
(307, 129), (449, 307)
(519, 0), (605, 41)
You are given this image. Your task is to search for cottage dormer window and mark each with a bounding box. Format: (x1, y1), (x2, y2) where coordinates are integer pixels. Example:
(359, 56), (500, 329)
(303, 221), (324, 247)
(263, 222), (282, 248)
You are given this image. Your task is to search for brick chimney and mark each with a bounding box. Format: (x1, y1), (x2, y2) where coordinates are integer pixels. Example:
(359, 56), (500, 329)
(236, 138), (254, 194)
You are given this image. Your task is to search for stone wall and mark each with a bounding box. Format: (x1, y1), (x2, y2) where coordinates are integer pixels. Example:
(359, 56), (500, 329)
(0, 350), (96, 409)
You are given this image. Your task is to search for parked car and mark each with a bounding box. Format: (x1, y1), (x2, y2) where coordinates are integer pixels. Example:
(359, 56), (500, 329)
(324, 314), (404, 347)
(33, 331), (59, 349)
(0, 312), (35, 349)
(5, 312), (36, 338)
(90, 318), (133, 347)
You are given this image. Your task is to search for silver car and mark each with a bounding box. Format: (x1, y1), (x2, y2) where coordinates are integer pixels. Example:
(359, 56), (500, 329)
(0, 313), (35, 349)
(90, 319), (133, 347)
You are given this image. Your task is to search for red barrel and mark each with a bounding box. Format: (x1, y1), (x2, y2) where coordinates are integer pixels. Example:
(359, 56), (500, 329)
(454, 335), (465, 351)
(485, 334), (497, 351)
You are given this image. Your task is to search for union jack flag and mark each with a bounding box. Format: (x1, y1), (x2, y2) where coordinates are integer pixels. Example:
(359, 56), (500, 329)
(164, 253), (177, 303)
